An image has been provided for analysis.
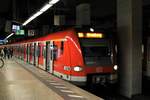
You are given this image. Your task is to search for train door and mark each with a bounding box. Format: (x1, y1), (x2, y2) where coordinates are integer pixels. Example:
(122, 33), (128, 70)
(46, 41), (54, 73)
(24, 44), (27, 62)
(43, 42), (46, 69)
(38, 42), (45, 70)
(29, 44), (32, 64)
(32, 43), (35, 65)
(30, 43), (34, 64)
(27, 44), (29, 63)
(19, 45), (21, 59)
(54, 40), (71, 80)
(21, 45), (23, 59)
(35, 42), (38, 67)
(17, 46), (19, 58)
(38, 43), (41, 67)
(33, 42), (36, 66)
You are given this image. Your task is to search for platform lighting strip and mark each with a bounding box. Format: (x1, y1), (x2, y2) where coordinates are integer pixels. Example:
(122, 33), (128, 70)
(22, 0), (60, 26)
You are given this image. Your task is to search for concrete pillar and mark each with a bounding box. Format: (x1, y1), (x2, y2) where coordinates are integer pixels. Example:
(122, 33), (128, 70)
(146, 37), (150, 77)
(54, 15), (65, 25)
(76, 3), (90, 26)
(5, 20), (11, 33)
(117, 0), (142, 98)
(27, 0), (30, 16)
(12, 0), (17, 20)
(42, 25), (50, 34)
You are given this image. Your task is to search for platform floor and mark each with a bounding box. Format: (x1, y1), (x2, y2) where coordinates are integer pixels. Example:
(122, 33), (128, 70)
(0, 59), (64, 100)
(0, 59), (102, 100)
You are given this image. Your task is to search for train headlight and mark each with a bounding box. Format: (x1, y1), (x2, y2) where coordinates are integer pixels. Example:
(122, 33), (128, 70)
(73, 66), (83, 72)
(113, 65), (118, 71)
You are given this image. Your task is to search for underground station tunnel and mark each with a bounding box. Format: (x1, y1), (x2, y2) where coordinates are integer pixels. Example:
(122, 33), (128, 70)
(0, 0), (150, 100)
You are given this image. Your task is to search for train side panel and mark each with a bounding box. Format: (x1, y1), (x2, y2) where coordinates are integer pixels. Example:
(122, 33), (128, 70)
(66, 35), (86, 84)
(53, 40), (72, 80)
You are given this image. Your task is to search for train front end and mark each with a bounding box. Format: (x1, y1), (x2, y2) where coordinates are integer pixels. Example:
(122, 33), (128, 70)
(76, 32), (118, 85)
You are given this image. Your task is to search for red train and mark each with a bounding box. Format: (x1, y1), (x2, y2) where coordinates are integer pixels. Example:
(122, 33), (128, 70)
(7, 28), (118, 85)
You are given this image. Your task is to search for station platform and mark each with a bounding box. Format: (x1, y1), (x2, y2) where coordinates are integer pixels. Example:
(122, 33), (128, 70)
(0, 58), (103, 100)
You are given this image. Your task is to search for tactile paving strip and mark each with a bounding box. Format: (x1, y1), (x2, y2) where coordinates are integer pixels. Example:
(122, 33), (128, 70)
(16, 59), (87, 100)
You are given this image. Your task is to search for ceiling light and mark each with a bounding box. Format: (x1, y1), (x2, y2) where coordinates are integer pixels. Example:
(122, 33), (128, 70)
(33, 11), (43, 17)
(5, 33), (14, 40)
(49, 0), (60, 4)
(22, 0), (60, 26)
(23, 11), (43, 26)
(40, 4), (53, 12)
(23, 16), (35, 26)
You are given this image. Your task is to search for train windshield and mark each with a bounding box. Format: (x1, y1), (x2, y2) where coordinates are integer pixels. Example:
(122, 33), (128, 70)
(80, 39), (112, 66)
(82, 46), (110, 57)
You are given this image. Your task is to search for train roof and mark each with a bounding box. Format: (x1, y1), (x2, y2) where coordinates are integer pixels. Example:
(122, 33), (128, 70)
(11, 28), (75, 44)
(6, 27), (109, 46)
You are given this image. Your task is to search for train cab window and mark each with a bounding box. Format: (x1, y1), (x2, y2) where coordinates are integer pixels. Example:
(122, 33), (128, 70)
(80, 39), (112, 66)
(82, 46), (110, 57)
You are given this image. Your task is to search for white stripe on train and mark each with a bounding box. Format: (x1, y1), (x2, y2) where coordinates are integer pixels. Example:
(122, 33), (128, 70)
(53, 71), (87, 82)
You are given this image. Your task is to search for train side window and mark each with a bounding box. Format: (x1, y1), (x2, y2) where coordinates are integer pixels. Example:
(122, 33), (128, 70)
(26, 46), (27, 52)
(28, 45), (30, 55)
(38, 45), (40, 57)
(35, 46), (37, 56)
(27, 45), (28, 55)
(61, 41), (64, 54)
(53, 45), (58, 60)
(43, 46), (46, 58)
(28, 46), (30, 55)
(30, 45), (32, 55)
(32, 46), (34, 56)
(21, 47), (23, 54)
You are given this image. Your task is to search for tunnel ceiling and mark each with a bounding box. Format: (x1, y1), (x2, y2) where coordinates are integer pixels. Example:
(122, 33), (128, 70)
(0, 0), (149, 39)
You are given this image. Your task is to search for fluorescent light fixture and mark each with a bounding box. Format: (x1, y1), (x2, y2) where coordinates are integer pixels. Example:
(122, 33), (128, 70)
(40, 4), (52, 12)
(5, 33), (14, 40)
(22, 0), (60, 26)
(23, 11), (43, 26)
(49, 0), (60, 4)
(33, 11), (43, 17)
(23, 18), (33, 26)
